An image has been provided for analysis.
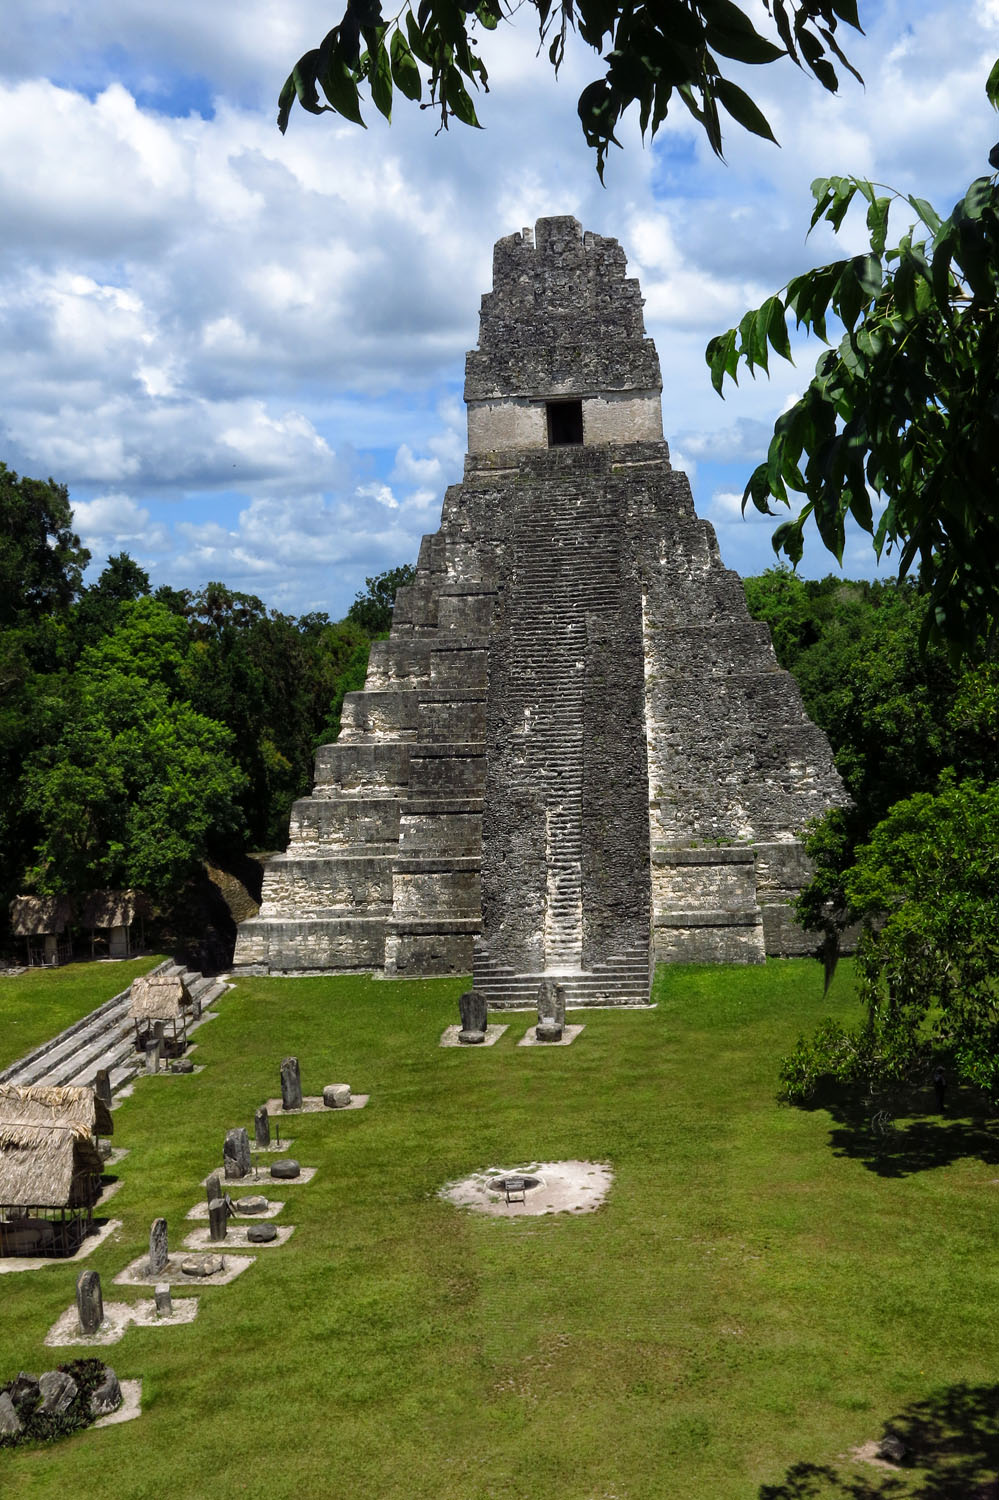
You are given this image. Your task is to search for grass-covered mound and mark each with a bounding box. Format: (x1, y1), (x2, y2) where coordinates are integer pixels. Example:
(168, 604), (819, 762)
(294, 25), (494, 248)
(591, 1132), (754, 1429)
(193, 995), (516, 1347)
(1, 960), (997, 1498)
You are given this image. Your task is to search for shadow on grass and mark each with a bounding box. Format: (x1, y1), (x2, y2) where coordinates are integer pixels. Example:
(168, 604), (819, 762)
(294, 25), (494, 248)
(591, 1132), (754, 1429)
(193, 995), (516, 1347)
(759, 1383), (999, 1498)
(792, 1082), (999, 1178)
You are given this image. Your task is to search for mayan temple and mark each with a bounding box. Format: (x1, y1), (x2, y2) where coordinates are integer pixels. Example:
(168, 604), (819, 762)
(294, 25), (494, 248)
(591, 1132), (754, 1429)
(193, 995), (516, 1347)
(234, 217), (847, 1002)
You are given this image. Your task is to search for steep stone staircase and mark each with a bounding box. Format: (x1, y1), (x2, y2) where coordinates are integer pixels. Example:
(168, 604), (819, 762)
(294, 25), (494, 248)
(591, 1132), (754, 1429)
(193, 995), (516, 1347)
(0, 961), (229, 1095)
(473, 475), (651, 1005)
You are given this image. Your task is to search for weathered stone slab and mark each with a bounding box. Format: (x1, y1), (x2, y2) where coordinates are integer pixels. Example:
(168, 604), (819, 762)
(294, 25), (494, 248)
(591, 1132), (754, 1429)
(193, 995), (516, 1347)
(76, 1270), (104, 1334)
(0, 1391), (22, 1436)
(254, 1105), (271, 1146)
(223, 1127), (251, 1180)
(148, 1218), (168, 1274)
(38, 1370), (77, 1415)
(322, 1085), (351, 1108)
(90, 1367), (121, 1416)
(280, 1057), (303, 1112)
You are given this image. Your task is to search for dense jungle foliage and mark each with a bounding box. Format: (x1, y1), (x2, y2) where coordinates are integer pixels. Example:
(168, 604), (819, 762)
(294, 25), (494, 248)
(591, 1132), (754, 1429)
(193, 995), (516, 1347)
(0, 462), (413, 948)
(744, 567), (999, 1114)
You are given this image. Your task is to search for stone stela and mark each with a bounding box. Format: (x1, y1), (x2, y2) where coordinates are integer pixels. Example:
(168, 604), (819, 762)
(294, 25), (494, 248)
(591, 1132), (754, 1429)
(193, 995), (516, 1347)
(234, 217), (846, 999)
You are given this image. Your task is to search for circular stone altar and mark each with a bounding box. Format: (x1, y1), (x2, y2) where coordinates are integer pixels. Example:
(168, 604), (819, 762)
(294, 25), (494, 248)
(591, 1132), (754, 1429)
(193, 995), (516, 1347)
(439, 1161), (612, 1217)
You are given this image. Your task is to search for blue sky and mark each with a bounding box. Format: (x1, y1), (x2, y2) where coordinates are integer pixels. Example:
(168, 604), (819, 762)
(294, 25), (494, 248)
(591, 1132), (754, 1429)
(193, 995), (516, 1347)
(2, 1), (998, 617)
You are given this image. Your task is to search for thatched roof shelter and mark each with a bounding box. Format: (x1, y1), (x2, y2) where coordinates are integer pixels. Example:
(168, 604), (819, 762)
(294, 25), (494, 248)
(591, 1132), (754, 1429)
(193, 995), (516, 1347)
(129, 972), (191, 1023)
(0, 1083), (113, 1140)
(79, 889), (151, 930)
(0, 1123), (103, 1210)
(8, 895), (73, 937)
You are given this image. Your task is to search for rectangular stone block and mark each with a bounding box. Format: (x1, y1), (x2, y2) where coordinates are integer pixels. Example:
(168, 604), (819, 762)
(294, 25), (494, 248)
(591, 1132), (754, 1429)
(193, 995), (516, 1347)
(286, 797), (401, 852)
(338, 691), (421, 740)
(313, 742), (410, 797)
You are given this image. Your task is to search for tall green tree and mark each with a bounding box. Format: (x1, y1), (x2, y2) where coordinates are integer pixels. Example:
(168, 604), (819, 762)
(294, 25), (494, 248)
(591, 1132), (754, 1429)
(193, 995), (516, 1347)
(278, 0), (862, 176)
(0, 463), (89, 628)
(346, 564), (416, 636)
(21, 668), (246, 903)
(710, 60), (999, 656)
(779, 778), (999, 1108)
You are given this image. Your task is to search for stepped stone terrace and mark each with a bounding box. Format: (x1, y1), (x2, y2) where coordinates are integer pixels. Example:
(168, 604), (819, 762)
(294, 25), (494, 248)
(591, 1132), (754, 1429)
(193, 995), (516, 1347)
(234, 217), (847, 1003)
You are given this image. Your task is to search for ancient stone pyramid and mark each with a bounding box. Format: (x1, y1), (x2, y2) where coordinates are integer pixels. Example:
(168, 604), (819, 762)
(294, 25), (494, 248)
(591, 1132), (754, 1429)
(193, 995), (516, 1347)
(234, 217), (846, 1001)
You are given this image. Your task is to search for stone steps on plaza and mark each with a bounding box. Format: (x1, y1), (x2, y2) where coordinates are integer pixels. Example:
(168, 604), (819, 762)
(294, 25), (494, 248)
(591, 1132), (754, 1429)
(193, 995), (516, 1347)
(0, 961), (229, 1094)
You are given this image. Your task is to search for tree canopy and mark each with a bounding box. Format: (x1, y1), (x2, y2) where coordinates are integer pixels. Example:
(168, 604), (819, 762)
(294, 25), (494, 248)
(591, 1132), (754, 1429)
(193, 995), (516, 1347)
(710, 61), (999, 658)
(779, 777), (999, 1110)
(278, 0), (863, 176)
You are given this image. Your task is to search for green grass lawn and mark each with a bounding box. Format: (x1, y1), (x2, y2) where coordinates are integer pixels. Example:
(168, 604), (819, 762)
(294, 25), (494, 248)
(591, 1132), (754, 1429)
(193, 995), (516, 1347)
(2, 959), (997, 1499)
(0, 955), (167, 1072)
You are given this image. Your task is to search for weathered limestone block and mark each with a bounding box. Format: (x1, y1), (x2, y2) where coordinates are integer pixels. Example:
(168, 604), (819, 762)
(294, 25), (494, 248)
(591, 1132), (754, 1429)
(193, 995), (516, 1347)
(280, 1056), (303, 1111)
(285, 799), (401, 853)
(339, 690), (421, 740)
(458, 989), (488, 1042)
(312, 742), (410, 798)
(365, 638), (433, 688)
(76, 1270), (104, 1334)
(148, 1217), (168, 1274)
(223, 1128), (251, 1180)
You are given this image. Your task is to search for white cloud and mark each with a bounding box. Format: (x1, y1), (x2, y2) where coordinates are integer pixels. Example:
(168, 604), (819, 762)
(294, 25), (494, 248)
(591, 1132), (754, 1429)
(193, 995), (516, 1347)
(2, 1), (996, 611)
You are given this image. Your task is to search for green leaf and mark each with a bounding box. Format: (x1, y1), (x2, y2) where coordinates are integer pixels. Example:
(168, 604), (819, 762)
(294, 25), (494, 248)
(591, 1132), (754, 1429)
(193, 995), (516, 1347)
(320, 54), (367, 126)
(854, 253), (883, 300)
(907, 195), (942, 235)
(277, 72), (297, 133)
(405, 11), (432, 65)
(706, 328), (738, 395)
(368, 38), (393, 119)
(714, 77), (778, 144)
(766, 295), (793, 362)
(443, 65), (481, 127)
(390, 30), (422, 101)
(960, 175), (995, 221)
(866, 195), (890, 256)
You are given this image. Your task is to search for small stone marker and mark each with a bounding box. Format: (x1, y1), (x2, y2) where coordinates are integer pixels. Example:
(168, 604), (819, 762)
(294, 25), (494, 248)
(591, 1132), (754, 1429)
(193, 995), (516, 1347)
(76, 1269), (104, 1334)
(234, 1195), (269, 1215)
(877, 1435), (906, 1464)
(322, 1084), (351, 1108)
(208, 1197), (229, 1242)
(38, 1370), (78, 1416)
(154, 1283), (173, 1317)
(148, 1217), (169, 1274)
(247, 1222), (278, 1243)
(223, 1126), (251, 1180)
(171, 1058), (195, 1074)
(280, 1056), (303, 1111)
(181, 1253), (224, 1278)
(254, 1104), (271, 1146)
(89, 1367), (121, 1417)
(93, 1068), (112, 1109)
(536, 977), (565, 1041)
(270, 1158), (301, 1180)
(145, 1037), (162, 1073)
(458, 989), (488, 1044)
(205, 1171), (221, 1205)
(0, 1391), (22, 1437)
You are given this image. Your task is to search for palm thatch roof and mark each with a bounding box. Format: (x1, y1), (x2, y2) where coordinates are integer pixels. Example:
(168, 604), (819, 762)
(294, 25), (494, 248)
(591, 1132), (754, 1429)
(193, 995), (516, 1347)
(8, 895), (73, 936)
(0, 1124), (103, 1210)
(0, 1083), (113, 1139)
(129, 973), (191, 1022)
(79, 889), (151, 929)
